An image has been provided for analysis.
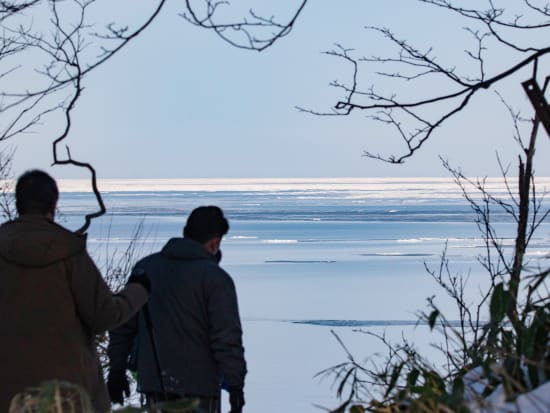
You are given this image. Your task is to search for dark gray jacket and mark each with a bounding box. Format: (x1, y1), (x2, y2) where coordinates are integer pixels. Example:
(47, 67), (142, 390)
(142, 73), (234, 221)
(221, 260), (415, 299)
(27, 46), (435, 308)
(108, 237), (246, 397)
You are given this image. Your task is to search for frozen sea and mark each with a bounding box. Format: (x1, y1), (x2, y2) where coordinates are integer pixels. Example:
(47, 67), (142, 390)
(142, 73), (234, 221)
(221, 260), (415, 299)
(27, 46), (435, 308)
(55, 177), (550, 412)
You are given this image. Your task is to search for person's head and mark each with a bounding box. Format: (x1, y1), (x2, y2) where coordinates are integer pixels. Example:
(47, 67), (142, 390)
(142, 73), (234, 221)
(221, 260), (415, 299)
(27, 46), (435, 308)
(15, 169), (59, 218)
(184, 206), (229, 255)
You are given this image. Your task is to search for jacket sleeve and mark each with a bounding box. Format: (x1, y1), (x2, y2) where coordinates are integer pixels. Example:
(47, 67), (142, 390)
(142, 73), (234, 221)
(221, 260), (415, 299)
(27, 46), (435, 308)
(68, 250), (148, 334)
(108, 312), (139, 373)
(207, 267), (247, 390)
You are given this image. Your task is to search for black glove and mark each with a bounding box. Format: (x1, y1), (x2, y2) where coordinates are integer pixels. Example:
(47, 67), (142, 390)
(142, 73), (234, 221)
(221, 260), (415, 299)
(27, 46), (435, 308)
(229, 387), (245, 413)
(107, 369), (130, 405)
(127, 269), (151, 293)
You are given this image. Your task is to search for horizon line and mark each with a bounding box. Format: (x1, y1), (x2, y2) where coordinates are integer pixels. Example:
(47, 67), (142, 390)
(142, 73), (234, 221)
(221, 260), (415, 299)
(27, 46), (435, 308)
(44, 176), (550, 194)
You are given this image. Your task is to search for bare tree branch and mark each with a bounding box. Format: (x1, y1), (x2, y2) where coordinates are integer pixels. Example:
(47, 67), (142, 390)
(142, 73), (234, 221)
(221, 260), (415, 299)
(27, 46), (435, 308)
(304, 1), (550, 163)
(182, 0), (308, 51)
(1, 0), (307, 231)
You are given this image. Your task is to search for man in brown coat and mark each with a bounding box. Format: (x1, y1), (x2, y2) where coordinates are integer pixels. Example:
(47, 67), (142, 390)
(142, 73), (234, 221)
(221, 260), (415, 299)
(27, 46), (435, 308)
(0, 170), (149, 412)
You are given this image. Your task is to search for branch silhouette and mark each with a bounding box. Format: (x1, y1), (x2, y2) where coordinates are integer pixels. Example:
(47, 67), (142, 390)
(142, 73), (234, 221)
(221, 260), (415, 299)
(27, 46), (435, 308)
(182, 0), (308, 51)
(299, 1), (550, 163)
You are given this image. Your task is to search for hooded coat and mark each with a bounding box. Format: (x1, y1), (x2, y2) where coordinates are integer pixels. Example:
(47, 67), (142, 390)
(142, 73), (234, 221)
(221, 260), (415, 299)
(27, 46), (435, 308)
(108, 237), (246, 398)
(0, 215), (148, 412)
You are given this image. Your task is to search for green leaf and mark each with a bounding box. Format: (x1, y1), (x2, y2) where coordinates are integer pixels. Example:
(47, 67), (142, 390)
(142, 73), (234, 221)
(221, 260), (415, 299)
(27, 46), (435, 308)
(384, 362), (404, 398)
(337, 367), (354, 398)
(422, 370), (446, 396)
(407, 369), (420, 387)
(521, 307), (546, 358)
(428, 309), (439, 330)
(489, 283), (509, 324)
(451, 376), (465, 403)
(519, 326), (533, 357)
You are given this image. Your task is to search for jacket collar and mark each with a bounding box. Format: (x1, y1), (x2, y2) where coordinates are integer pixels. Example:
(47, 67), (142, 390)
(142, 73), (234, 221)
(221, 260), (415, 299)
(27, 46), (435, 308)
(161, 237), (216, 261)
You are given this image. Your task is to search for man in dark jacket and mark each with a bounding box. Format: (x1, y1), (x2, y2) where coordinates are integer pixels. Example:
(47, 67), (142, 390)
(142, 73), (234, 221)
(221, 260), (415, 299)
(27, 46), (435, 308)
(107, 206), (246, 413)
(0, 170), (150, 412)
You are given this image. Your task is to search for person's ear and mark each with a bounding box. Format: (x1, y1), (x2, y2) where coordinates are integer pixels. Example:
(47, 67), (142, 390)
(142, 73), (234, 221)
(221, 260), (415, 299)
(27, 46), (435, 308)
(49, 200), (58, 219)
(205, 236), (221, 255)
(47, 207), (56, 220)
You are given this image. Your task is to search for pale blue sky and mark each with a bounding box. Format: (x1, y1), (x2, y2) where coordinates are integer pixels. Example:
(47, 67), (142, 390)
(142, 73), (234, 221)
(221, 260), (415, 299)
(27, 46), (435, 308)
(10, 0), (550, 179)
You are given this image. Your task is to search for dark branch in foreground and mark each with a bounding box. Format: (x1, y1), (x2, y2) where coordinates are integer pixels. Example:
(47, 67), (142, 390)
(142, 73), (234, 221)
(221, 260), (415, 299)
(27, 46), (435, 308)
(1, 0), (307, 231)
(0, 0), (169, 231)
(300, 1), (550, 163)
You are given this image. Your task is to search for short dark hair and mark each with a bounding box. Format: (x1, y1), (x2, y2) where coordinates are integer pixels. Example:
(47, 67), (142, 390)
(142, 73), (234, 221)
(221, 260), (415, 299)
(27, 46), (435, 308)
(15, 169), (59, 215)
(184, 206), (229, 243)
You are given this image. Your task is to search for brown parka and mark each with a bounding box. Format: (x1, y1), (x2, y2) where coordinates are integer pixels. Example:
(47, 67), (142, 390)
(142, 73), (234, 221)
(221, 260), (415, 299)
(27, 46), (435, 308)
(0, 215), (148, 412)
